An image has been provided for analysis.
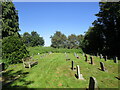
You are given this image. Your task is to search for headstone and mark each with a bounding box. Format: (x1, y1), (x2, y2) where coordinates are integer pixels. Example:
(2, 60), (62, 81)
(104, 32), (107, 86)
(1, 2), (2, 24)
(65, 52), (66, 54)
(76, 65), (84, 80)
(114, 56), (118, 63)
(104, 56), (107, 61)
(96, 53), (99, 57)
(74, 52), (77, 57)
(38, 53), (40, 55)
(85, 54), (88, 62)
(100, 62), (105, 71)
(89, 77), (98, 90)
(0, 63), (5, 71)
(83, 53), (85, 56)
(71, 61), (74, 70)
(90, 56), (94, 64)
(100, 54), (103, 59)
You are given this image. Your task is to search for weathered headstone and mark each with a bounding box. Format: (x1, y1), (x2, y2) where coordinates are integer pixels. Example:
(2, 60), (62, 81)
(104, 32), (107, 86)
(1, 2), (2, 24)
(96, 53), (99, 57)
(100, 54), (103, 59)
(83, 53), (85, 56)
(100, 62), (106, 71)
(74, 52), (77, 57)
(0, 63), (5, 71)
(89, 77), (98, 90)
(38, 53), (40, 55)
(85, 54), (88, 62)
(76, 65), (84, 80)
(104, 56), (107, 61)
(114, 56), (118, 63)
(90, 56), (94, 65)
(71, 61), (74, 70)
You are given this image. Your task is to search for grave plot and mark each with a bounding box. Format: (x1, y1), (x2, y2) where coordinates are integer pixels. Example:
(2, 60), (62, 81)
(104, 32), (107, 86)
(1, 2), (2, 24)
(2, 53), (119, 88)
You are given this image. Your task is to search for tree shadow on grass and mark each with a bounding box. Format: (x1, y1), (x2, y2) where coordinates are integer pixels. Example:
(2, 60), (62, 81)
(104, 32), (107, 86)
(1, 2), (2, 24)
(2, 69), (34, 89)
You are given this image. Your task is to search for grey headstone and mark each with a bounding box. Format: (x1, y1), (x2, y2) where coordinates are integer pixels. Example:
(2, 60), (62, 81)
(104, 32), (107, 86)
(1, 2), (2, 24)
(85, 54), (88, 62)
(76, 65), (84, 80)
(71, 61), (74, 70)
(100, 54), (103, 59)
(83, 53), (85, 56)
(89, 77), (98, 90)
(114, 56), (118, 63)
(100, 62), (105, 71)
(90, 56), (94, 64)
(96, 53), (99, 57)
(104, 56), (107, 61)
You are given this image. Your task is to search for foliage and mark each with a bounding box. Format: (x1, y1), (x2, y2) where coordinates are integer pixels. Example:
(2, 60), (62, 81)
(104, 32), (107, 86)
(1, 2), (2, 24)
(50, 31), (84, 49)
(1, 1), (20, 38)
(22, 31), (44, 47)
(2, 35), (29, 64)
(83, 2), (120, 58)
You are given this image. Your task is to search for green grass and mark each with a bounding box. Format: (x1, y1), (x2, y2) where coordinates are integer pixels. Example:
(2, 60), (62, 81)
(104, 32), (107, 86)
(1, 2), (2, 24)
(2, 53), (119, 88)
(27, 46), (83, 55)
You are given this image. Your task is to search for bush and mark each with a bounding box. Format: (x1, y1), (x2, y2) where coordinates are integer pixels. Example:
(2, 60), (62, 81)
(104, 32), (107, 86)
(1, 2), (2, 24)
(2, 35), (29, 64)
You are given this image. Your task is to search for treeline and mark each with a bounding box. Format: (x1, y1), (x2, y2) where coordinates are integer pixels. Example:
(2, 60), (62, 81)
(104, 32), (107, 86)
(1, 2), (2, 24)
(83, 2), (120, 58)
(21, 31), (44, 47)
(50, 31), (84, 49)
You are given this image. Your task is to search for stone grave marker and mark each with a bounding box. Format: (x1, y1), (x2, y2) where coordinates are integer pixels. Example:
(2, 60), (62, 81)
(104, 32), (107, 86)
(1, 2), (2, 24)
(89, 77), (98, 90)
(0, 63), (5, 71)
(90, 56), (94, 65)
(100, 62), (106, 71)
(83, 53), (85, 56)
(104, 56), (107, 61)
(85, 54), (88, 62)
(71, 61), (74, 70)
(76, 65), (84, 80)
(100, 54), (103, 59)
(114, 56), (118, 63)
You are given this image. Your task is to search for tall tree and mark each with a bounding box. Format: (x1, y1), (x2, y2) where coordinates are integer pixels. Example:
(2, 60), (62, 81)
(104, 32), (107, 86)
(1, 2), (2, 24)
(50, 31), (67, 48)
(22, 31), (44, 47)
(1, 1), (20, 38)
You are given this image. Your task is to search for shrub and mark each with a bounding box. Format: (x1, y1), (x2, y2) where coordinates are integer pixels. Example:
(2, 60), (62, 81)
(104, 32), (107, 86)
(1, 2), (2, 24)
(2, 35), (29, 64)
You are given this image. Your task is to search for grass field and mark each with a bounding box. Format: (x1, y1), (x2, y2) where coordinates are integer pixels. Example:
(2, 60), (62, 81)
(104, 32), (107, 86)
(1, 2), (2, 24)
(2, 52), (119, 89)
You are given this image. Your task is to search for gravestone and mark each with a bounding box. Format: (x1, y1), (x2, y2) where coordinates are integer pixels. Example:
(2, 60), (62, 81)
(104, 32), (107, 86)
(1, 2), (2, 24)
(85, 54), (88, 62)
(100, 54), (103, 59)
(38, 53), (40, 55)
(74, 52), (77, 57)
(114, 56), (118, 63)
(100, 62), (106, 71)
(90, 56), (94, 65)
(104, 56), (107, 61)
(71, 61), (74, 70)
(76, 55), (80, 59)
(96, 53), (99, 57)
(76, 65), (84, 80)
(83, 53), (85, 56)
(89, 77), (98, 90)
(0, 63), (5, 71)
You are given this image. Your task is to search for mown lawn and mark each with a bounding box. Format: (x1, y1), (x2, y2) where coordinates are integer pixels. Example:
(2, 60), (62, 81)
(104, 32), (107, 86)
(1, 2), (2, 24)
(2, 53), (119, 88)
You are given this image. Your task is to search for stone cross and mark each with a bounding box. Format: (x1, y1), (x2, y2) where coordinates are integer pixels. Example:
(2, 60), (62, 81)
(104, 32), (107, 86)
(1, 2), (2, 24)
(71, 61), (74, 70)
(85, 54), (88, 62)
(90, 56), (94, 65)
(89, 77), (98, 90)
(76, 65), (84, 80)
(104, 56), (107, 61)
(100, 62), (106, 71)
(114, 56), (118, 63)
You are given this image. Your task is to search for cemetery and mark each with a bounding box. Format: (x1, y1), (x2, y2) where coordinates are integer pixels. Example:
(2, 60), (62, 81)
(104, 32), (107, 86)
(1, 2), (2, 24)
(1, 50), (119, 89)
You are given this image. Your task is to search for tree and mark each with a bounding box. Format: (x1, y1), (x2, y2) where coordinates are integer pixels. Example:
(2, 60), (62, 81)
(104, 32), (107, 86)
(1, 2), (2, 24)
(83, 2), (120, 58)
(2, 35), (29, 64)
(51, 31), (67, 48)
(1, 1), (29, 64)
(1, 1), (20, 38)
(22, 31), (44, 47)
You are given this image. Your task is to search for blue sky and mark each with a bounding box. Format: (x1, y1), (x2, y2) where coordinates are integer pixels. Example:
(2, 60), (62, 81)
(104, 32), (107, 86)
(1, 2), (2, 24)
(14, 2), (100, 46)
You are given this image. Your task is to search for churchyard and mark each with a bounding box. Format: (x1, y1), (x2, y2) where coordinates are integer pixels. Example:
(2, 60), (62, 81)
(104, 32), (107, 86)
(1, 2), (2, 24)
(1, 51), (119, 89)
